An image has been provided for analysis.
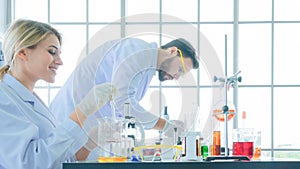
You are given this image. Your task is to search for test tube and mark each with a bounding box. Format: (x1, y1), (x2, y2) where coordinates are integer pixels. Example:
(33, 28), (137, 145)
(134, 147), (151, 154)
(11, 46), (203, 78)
(123, 103), (131, 118)
(173, 128), (178, 145)
(196, 139), (199, 156)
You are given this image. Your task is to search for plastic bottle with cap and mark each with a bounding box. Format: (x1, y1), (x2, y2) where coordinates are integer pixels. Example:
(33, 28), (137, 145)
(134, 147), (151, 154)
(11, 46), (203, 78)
(201, 144), (208, 160)
(163, 106), (169, 120)
(240, 111), (247, 128)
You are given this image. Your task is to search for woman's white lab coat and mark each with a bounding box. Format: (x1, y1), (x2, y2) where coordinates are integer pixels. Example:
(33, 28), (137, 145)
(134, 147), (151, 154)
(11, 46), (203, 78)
(0, 74), (87, 169)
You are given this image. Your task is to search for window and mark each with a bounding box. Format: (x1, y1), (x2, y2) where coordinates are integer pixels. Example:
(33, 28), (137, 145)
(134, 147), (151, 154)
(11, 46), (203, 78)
(11, 0), (300, 159)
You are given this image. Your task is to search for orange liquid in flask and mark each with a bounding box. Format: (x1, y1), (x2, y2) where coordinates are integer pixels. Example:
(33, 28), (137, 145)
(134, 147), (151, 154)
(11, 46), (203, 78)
(213, 109), (235, 122)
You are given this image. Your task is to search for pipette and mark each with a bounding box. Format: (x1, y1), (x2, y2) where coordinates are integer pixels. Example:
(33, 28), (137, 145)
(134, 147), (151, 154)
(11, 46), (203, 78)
(109, 85), (117, 121)
(110, 96), (117, 120)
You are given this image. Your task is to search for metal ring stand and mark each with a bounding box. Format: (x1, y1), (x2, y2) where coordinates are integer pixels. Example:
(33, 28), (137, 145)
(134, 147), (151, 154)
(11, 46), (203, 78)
(205, 35), (247, 161)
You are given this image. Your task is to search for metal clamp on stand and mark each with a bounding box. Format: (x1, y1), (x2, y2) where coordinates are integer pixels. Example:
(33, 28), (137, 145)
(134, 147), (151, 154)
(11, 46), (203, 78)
(206, 71), (247, 162)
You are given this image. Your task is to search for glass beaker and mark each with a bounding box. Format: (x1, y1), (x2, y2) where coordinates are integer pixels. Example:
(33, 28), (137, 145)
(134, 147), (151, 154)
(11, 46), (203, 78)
(97, 117), (128, 162)
(232, 128), (255, 159)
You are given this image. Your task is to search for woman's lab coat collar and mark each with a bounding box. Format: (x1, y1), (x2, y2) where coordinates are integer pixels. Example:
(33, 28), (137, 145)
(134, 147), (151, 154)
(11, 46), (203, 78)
(3, 73), (56, 124)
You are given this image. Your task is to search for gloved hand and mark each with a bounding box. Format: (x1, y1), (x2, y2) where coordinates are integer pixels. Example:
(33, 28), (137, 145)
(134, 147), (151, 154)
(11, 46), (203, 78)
(162, 120), (185, 138)
(76, 83), (119, 117)
(84, 126), (98, 152)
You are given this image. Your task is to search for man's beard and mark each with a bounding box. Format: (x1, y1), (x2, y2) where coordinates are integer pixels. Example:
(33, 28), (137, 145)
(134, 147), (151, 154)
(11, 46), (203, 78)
(158, 70), (166, 81)
(158, 69), (173, 82)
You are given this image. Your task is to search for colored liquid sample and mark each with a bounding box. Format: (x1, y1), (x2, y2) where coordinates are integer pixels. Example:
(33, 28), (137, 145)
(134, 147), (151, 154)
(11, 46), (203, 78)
(213, 131), (221, 155)
(213, 109), (235, 122)
(201, 145), (208, 159)
(98, 156), (127, 162)
(253, 147), (261, 160)
(233, 142), (253, 159)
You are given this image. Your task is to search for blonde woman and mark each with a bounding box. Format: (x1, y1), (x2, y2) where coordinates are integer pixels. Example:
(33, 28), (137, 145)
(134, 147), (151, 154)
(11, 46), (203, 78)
(0, 19), (117, 169)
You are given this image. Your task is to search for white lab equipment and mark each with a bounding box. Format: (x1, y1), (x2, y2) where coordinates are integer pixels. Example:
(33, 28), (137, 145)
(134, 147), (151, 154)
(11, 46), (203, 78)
(182, 131), (202, 161)
(123, 103), (145, 147)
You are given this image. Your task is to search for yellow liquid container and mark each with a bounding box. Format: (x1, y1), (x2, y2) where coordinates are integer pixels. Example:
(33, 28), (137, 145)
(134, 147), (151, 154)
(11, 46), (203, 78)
(97, 118), (128, 163)
(98, 156), (127, 162)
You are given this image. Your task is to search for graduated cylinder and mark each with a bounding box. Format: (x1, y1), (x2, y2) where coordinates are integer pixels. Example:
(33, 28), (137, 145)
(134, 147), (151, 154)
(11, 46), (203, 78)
(211, 131), (221, 156)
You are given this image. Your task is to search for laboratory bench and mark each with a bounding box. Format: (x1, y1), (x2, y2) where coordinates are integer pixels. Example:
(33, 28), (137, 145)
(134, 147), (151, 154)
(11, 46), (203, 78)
(63, 159), (300, 169)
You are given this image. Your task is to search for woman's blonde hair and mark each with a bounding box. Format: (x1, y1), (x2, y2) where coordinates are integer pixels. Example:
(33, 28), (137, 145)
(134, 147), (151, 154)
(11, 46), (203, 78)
(0, 19), (62, 80)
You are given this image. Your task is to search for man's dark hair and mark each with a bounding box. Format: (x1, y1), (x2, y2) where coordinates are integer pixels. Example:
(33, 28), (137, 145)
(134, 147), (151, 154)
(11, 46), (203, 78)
(161, 38), (199, 69)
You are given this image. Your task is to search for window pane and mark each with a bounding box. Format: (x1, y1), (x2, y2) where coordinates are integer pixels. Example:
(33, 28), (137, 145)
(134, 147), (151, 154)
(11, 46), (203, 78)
(52, 25), (86, 86)
(148, 73), (160, 87)
(36, 80), (48, 87)
(50, 0), (86, 22)
(50, 88), (60, 104)
(239, 88), (271, 149)
(274, 24), (300, 85)
(199, 88), (213, 136)
(275, 0), (300, 21)
(15, 0), (48, 22)
(89, 0), (120, 22)
(34, 88), (49, 106)
(200, 24), (233, 77)
(161, 24), (199, 53)
(239, 0), (272, 21)
(125, 24), (160, 40)
(162, 87), (198, 130)
(127, 0), (159, 21)
(199, 61), (211, 85)
(89, 25), (121, 40)
(200, 0), (233, 21)
(275, 151), (300, 159)
(162, 0), (198, 22)
(88, 24), (121, 53)
(274, 88), (300, 149)
(126, 13), (160, 23)
(160, 88), (181, 119)
(139, 88), (162, 117)
(239, 24), (271, 85)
